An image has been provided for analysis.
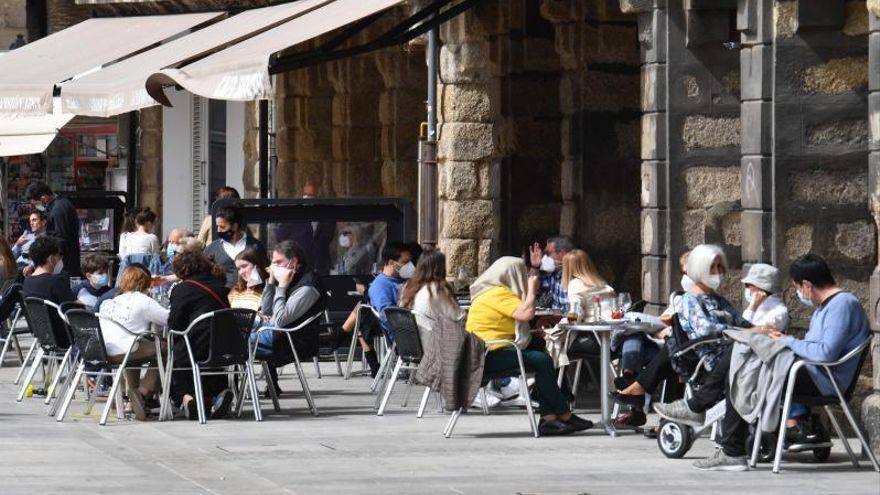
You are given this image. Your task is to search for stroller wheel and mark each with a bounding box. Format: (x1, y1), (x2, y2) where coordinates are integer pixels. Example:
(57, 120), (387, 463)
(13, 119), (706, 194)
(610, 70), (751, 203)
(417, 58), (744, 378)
(658, 420), (694, 459)
(812, 447), (831, 462)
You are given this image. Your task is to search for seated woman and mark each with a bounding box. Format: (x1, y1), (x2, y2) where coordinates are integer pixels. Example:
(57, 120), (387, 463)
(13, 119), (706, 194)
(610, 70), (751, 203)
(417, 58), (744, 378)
(98, 266), (169, 420)
(614, 244), (772, 407)
(466, 252), (593, 436)
(167, 250), (233, 420)
(336, 224), (373, 275)
(398, 249), (465, 343)
(654, 262), (790, 425)
(75, 254), (112, 309)
(229, 248), (268, 312)
(119, 208), (160, 258)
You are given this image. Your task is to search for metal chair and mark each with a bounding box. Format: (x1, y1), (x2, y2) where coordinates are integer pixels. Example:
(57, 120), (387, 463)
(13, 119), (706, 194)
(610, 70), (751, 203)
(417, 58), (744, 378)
(749, 337), (880, 474)
(253, 312), (322, 416)
(376, 307), (428, 416)
(159, 308), (262, 424)
(56, 311), (165, 425)
(16, 297), (75, 413)
(0, 284), (27, 369)
(344, 303), (382, 379)
(443, 338), (539, 438)
(10, 290), (39, 385)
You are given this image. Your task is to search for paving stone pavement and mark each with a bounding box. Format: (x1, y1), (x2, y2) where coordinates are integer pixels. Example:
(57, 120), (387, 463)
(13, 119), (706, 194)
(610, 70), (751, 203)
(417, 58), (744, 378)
(0, 358), (877, 494)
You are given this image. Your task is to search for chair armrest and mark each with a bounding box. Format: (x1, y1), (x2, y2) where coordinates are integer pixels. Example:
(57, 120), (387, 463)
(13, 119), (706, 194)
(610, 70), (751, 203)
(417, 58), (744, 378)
(795, 338), (870, 368)
(257, 312), (324, 334)
(484, 338), (518, 349)
(169, 310), (217, 336)
(672, 336), (725, 358)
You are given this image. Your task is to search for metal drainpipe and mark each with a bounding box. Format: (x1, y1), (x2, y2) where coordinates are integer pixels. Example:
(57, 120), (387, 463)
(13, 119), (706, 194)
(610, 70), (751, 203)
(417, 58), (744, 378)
(418, 24), (440, 246)
(258, 100), (269, 199)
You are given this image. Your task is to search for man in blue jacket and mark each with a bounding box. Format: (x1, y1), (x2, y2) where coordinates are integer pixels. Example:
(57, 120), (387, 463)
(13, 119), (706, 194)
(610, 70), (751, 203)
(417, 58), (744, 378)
(695, 254), (870, 471)
(367, 242), (413, 341)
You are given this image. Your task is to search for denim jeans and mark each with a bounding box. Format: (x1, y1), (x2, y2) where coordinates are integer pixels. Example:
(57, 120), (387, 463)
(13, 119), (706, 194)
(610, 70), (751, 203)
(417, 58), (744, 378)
(619, 334), (659, 373)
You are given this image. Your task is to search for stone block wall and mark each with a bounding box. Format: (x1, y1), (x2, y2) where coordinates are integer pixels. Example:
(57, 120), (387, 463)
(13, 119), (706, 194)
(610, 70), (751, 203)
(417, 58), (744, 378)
(0, 0), (26, 48)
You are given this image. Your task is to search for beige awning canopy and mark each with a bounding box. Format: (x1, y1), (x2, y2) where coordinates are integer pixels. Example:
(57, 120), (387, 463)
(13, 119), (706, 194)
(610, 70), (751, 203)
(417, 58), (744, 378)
(146, 0), (404, 102)
(60, 0), (330, 117)
(0, 111), (74, 157)
(0, 13), (222, 117)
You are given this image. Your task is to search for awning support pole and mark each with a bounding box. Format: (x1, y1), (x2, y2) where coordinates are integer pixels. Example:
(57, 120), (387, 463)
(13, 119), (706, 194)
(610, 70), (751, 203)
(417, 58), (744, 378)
(127, 110), (139, 209)
(418, 24), (440, 246)
(258, 99), (269, 199)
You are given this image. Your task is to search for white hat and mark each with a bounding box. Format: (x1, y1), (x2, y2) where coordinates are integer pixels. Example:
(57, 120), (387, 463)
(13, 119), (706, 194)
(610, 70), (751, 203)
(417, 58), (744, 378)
(741, 263), (780, 293)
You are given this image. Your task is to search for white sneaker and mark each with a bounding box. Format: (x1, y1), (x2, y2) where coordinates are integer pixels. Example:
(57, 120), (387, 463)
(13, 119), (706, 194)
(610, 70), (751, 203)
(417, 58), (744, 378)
(472, 391), (502, 409)
(498, 378), (522, 400)
(500, 394), (539, 409)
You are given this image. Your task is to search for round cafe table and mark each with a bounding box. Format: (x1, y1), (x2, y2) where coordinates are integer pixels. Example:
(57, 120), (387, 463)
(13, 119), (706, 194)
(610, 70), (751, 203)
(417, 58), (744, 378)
(558, 320), (626, 437)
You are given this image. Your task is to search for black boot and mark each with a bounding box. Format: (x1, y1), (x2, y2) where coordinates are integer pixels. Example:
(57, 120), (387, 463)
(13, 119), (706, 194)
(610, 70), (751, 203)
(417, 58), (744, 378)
(365, 350), (381, 378)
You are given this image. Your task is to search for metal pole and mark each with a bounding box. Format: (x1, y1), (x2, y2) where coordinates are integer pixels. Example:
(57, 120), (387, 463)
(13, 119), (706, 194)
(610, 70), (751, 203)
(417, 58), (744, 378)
(258, 100), (269, 199)
(418, 25), (440, 246)
(127, 110), (139, 209)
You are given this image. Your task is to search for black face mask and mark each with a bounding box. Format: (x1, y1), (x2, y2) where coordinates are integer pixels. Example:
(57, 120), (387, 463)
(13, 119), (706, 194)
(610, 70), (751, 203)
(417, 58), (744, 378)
(217, 230), (235, 242)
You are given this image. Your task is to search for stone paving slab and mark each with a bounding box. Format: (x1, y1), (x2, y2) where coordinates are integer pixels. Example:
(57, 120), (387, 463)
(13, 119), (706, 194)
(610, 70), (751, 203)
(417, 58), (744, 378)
(0, 360), (877, 495)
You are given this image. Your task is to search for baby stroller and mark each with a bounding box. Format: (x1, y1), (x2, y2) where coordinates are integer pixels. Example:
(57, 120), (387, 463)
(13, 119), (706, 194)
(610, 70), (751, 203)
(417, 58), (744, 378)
(656, 314), (727, 458)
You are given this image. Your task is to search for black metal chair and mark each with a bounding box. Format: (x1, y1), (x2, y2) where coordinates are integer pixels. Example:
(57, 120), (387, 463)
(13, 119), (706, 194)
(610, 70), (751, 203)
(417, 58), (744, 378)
(56, 310), (166, 425)
(0, 283), (26, 369)
(345, 303), (383, 379)
(376, 307), (426, 416)
(749, 337), (880, 473)
(16, 298), (75, 414)
(159, 308), (262, 424)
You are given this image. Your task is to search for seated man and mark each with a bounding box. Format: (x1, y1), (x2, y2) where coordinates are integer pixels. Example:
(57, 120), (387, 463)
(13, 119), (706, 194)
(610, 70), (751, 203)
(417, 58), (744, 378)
(22, 236), (74, 347)
(12, 210), (47, 267)
(366, 242), (413, 341)
(258, 241), (325, 378)
(536, 235), (575, 312)
(694, 254), (870, 471)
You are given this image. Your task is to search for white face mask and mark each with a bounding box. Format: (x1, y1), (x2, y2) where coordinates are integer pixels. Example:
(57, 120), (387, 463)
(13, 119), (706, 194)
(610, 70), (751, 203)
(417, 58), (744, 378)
(540, 255), (556, 272)
(397, 261), (415, 280)
(270, 265), (292, 282)
(338, 234), (351, 248)
(52, 259), (64, 275)
(246, 266), (264, 287)
(704, 274), (722, 290)
(743, 287), (752, 305)
(681, 275), (696, 292)
(797, 288), (814, 307)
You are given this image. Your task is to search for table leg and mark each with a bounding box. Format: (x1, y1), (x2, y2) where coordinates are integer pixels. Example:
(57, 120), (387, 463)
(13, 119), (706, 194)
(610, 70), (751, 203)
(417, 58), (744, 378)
(599, 332), (617, 437)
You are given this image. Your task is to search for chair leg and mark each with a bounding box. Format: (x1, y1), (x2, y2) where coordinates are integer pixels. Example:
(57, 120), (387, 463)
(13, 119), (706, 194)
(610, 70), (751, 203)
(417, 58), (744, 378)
(262, 363), (282, 413)
(287, 335), (318, 416)
(479, 388), (490, 415)
(45, 349), (72, 405)
(57, 362), (86, 422)
(14, 340), (38, 385)
(370, 348), (393, 392)
(16, 348), (44, 402)
(245, 361), (263, 422)
(333, 350), (343, 377)
(749, 419), (763, 468)
(0, 334), (12, 367)
(443, 408), (463, 438)
(191, 365), (207, 424)
(344, 332), (358, 380)
(835, 401), (880, 472)
(48, 356), (78, 417)
(377, 357), (402, 416)
(417, 387), (431, 418)
(313, 356), (322, 379)
(514, 351), (539, 438)
(100, 361), (128, 425)
(823, 406), (858, 468)
(773, 372), (798, 474)
(401, 373), (413, 408)
(572, 359), (583, 399)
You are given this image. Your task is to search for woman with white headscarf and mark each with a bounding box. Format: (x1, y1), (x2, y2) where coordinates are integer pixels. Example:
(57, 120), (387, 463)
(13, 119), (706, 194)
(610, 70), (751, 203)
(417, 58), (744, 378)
(613, 244), (769, 407)
(465, 248), (593, 436)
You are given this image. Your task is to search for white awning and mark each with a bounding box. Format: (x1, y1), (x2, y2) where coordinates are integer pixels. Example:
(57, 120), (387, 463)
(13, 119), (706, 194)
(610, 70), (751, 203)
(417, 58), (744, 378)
(146, 0), (403, 102)
(61, 0), (330, 117)
(0, 12), (222, 116)
(0, 109), (73, 157)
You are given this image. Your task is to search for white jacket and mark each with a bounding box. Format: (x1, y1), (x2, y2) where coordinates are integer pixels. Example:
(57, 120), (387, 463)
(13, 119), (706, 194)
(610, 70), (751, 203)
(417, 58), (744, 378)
(99, 291), (169, 356)
(743, 294), (790, 332)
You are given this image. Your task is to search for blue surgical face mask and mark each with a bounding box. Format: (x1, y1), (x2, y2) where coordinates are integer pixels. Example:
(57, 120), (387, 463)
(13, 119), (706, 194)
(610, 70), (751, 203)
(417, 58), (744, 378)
(93, 273), (109, 288)
(166, 244), (177, 258)
(743, 287), (752, 305)
(797, 288), (814, 307)
(35, 204), (47, 212)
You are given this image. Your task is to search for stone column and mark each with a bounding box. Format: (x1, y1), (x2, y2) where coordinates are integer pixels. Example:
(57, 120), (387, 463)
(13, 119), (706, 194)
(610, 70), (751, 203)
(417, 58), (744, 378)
(137, 106), (162, 223)
(436, 5), (507, 277)
(866, 0), (880, 455)
(739, 0), (774, 264)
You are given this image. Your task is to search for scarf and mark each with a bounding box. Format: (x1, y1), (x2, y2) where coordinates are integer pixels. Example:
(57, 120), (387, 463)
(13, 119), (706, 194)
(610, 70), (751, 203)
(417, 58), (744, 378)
(469, 256), (531, 349)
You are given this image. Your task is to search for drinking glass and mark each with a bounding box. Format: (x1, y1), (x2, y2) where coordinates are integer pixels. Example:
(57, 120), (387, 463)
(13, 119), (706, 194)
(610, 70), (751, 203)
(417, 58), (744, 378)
(618, 292), (632, 313)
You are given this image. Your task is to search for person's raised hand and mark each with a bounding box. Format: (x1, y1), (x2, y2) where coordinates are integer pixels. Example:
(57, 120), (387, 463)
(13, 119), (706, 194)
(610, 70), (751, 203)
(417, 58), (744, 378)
(768, 330), (785, 341)
(749, 289), (768, 309)
(528, 242), (543, 269)
(277, 268), (295, 288)
(14, 234), (27, 246)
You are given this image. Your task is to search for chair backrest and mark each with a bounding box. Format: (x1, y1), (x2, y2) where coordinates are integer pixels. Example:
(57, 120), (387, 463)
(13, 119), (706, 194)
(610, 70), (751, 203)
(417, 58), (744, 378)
(67, 309), (109, 365)
(384, 307), (422, 362)
(841, 336), (873, 400)
(201, 308), (257, 367)
(356, 303), (383, 341)
(22, 297), (70, 350)
(0, 283), (22, 321)
(667, 313), (700, 376)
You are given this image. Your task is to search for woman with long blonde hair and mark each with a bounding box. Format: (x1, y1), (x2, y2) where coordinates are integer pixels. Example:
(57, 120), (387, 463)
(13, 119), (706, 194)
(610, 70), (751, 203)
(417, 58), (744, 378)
(561, 249), (613, 303)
